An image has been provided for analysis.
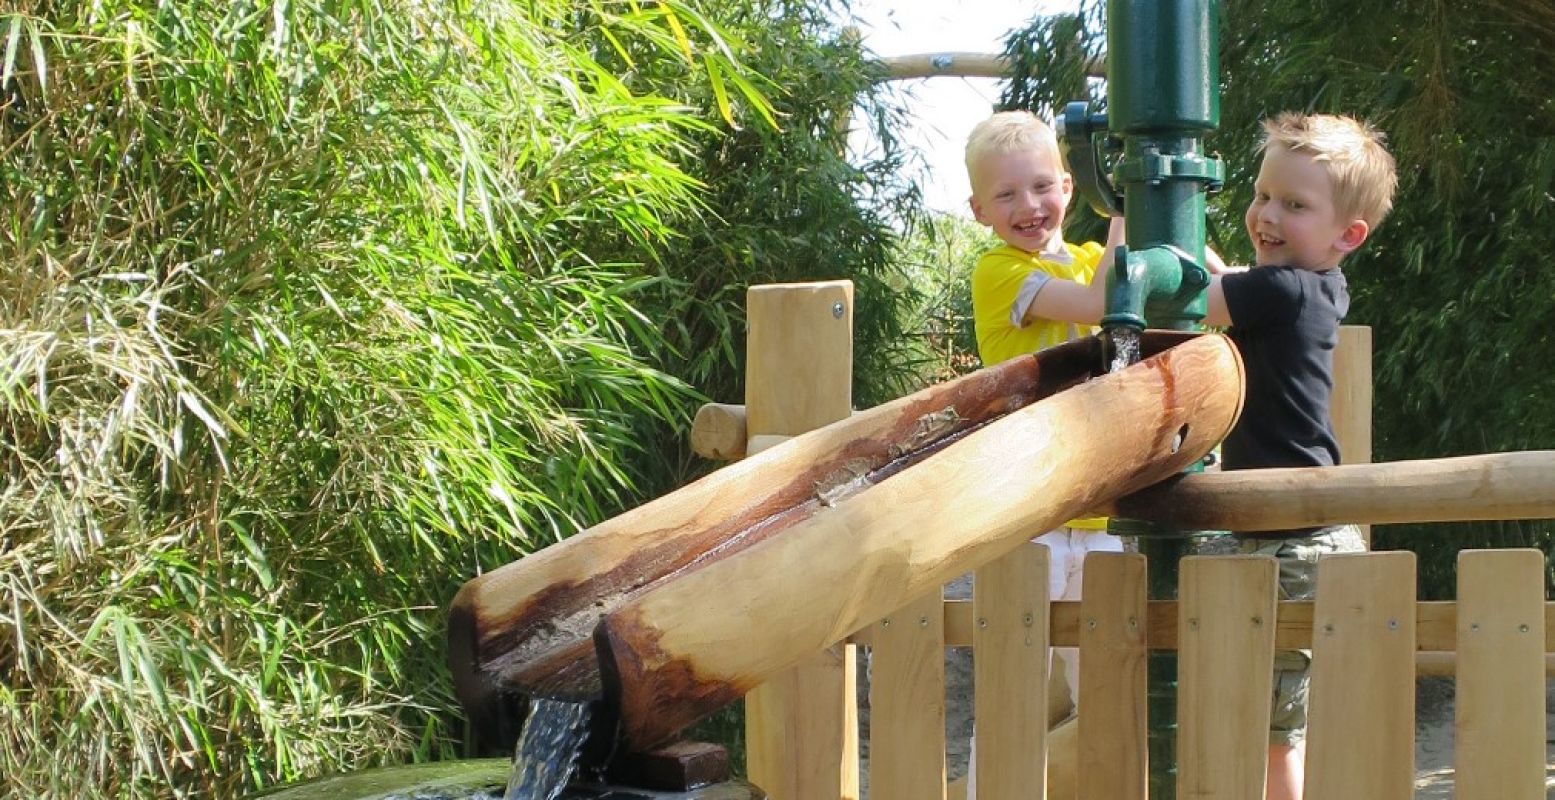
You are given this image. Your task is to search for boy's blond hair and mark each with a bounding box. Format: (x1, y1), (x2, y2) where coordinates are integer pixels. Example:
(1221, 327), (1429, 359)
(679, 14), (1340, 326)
(964, 110), (1064, 191)
(1259, 112), (1398, 228)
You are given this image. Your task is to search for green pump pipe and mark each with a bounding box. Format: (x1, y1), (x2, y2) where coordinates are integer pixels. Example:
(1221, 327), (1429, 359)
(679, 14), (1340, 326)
(1063, 0), (1224, 332)
(1058, 2), (1224, 797)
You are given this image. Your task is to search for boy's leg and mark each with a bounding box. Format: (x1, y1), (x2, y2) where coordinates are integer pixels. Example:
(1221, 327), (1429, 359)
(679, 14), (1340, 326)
(1266, 647), (1312, 800)
(1033, 528), (1077, 600)
(1267, 742), (1304, 800)
(1035, 527), (1078, 705)
(1241, 525), (1365, 800)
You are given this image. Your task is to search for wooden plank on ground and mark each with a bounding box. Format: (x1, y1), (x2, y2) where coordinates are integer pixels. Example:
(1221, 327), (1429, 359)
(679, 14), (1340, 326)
(869, 589), (947, 800)
(1076, 552), (1147, 800)
(1177, 555), (1279, 800)
(1455, 549), (1546, 800)
(1305, 551), (1416, 800)
(973, 542), (1050, 800)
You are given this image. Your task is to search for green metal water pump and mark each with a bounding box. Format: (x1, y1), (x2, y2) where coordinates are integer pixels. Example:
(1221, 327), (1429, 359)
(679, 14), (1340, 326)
(1058, 2), (1224, 797)
(1060, 0), (1223, 332)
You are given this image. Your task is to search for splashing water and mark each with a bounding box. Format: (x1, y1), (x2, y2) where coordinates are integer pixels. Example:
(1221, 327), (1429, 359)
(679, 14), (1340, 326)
(504, 697), (594, 800)
(1108, 326), (1141, 374)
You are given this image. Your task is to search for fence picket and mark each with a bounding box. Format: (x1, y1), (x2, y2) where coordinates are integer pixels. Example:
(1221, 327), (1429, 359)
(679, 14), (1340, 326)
(971, 542), (1051, 800)
(1177, 555), (1279, 799)
(1455, 548), (1547, 800)
(1305, 551), (1416, 800)
(869, 589), (948, 800)
(1076, 552), (1147, 800)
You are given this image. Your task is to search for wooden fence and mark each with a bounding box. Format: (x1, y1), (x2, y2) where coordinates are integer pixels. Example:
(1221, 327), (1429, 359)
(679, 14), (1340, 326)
(846, 545), (1549, 800)
(713, 281), (1551, 799)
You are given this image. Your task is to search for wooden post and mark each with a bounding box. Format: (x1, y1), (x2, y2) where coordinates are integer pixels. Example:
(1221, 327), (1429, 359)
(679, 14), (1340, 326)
(1332, 325), (1373, 545)
(742, 281), (859, 800)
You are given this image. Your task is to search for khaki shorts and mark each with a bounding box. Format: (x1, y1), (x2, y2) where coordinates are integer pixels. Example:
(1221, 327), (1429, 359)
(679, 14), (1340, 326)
(1234, 525), (1366, 746)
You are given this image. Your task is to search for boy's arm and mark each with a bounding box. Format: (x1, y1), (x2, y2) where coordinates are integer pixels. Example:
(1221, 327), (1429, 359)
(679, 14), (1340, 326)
(1104, 215), (1125, 256)
(1201, 247), (1242, 327)
(1202, 276), (1232, 327)
(1020, 217), (1124, 326)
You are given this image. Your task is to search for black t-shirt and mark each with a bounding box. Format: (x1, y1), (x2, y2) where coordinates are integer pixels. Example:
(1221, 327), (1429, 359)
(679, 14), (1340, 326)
(1222, 265), (1349, 478)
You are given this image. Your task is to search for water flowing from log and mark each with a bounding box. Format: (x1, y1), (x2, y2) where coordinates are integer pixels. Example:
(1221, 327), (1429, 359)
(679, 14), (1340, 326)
(504, 698), (593, 800)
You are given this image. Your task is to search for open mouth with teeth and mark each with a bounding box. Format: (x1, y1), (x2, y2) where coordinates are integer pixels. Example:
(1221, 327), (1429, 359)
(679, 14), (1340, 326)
(1014, 219), (1047, 234)
(1256, 233), (1285, 247)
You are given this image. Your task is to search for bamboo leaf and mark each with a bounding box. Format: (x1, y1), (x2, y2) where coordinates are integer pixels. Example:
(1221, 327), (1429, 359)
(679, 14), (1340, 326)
(720, 60), (778, 131)
(26, 18), (42, 93)
(659, 2), (695, 64)
(702, 53), (735, 129)
(1, 17), (19, 89)
(596, 25), (634, 69)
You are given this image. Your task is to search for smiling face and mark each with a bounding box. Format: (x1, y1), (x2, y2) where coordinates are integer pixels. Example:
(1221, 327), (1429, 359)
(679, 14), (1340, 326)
(969, 146), (1074, 255)
(1244, 145), (1369, 271)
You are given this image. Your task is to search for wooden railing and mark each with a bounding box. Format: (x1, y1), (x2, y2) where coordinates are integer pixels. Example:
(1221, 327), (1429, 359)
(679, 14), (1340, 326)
(720, 281), (1552, 799)
(844, 544), (1549, 800)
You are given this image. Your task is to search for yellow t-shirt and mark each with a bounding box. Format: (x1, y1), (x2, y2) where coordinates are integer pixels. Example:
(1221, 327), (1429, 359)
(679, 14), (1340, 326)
(971, 240), (1108, 530)
(972, 242), (1106, 365)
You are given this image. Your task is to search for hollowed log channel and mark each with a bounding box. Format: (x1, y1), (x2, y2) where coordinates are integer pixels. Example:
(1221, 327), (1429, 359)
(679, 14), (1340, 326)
(448, 331), (1244, 757)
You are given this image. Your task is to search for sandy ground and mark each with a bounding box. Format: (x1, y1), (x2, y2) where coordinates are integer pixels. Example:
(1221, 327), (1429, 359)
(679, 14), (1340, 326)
(855, 576), (1555, 799)
(1411, 676), (1555, 799)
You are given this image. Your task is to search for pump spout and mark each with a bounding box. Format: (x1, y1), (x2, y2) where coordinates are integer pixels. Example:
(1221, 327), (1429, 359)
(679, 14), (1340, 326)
(1101, 243), (1211, 333)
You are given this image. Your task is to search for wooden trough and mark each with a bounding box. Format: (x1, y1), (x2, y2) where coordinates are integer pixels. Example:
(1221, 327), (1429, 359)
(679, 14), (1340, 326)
(447, 327), (1245, 757)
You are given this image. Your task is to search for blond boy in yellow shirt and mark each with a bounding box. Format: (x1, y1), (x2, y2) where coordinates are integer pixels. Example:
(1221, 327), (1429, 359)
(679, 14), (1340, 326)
(963, 110), (1123, 798)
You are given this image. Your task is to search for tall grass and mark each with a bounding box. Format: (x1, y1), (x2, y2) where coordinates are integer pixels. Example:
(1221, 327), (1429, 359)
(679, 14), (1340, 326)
(0, 1), (830, 795)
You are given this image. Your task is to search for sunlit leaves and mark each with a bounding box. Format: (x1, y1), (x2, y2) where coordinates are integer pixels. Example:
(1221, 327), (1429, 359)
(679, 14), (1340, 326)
(0, 0), (793, 796)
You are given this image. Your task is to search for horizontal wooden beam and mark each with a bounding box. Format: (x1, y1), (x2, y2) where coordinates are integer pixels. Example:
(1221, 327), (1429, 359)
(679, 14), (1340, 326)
(875, 52), (1105, 82)
(689, 402), (749, 460)
(699, 420), (1555, 535)
(690, 403), (832, 461)
(850, 599), (1555, 674)
(1103, 452), (1555, 531)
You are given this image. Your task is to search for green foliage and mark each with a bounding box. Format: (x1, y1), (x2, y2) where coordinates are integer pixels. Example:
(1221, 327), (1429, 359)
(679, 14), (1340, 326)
(0, 0), (914, 796)
(1001, 3), (1104, 120)
(625, 0), (927, 415)
(886, 213), (995, 385)
(1002, 0), (1555, 597)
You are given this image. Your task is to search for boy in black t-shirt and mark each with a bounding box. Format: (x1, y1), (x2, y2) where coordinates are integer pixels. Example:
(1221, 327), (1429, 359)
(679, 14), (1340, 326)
(1197, 112), (1399, 800)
